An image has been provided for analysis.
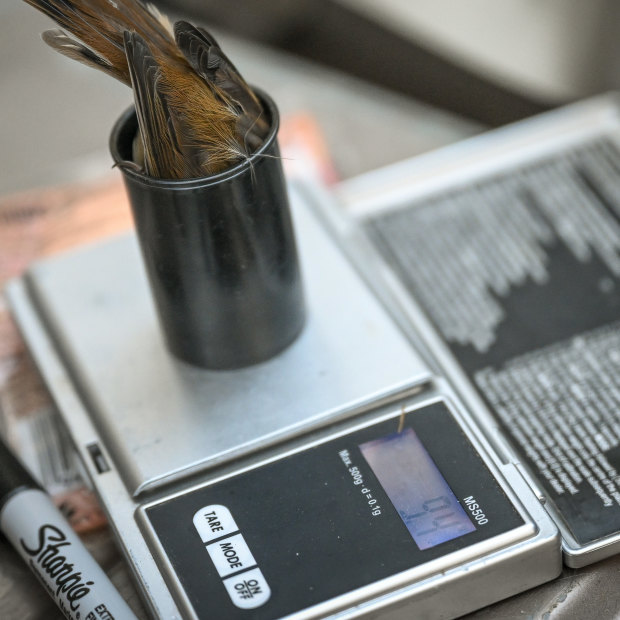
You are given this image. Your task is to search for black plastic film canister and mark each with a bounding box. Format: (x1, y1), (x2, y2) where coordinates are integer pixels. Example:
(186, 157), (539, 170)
(109, 91), (305, 369)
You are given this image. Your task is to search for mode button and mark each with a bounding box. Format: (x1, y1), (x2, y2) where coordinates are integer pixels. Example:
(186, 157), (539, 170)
(207, 533), (256, 577)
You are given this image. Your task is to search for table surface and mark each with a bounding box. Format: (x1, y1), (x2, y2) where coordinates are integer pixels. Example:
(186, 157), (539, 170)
(2, 3), (619, 620)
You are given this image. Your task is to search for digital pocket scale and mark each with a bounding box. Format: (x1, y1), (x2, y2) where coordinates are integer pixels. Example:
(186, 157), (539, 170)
(8, 93), (620, 619)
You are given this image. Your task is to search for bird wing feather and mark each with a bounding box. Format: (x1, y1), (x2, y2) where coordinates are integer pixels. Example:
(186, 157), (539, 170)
(123, 30), (187, 178)
(42, 29), (125, 82)
(173, 20), (267, 139)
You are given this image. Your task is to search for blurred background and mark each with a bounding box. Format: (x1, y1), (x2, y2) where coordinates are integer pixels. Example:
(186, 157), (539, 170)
(4, 0), (620, 196)
(157, 0), (620, 125)
(6, 0), (620, 198)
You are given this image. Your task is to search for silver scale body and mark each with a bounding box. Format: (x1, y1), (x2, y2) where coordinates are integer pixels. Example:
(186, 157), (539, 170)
(9, 94), (620, 619)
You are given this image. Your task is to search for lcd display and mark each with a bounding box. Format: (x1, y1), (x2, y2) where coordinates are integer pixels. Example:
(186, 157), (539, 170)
(360, 428), (476, 549)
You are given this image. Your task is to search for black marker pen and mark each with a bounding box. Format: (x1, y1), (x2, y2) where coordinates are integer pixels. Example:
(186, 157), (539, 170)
(0, 437), (137, 620)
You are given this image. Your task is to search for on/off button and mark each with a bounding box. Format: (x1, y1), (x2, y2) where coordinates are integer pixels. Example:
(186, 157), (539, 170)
(223, 567), (271, 609)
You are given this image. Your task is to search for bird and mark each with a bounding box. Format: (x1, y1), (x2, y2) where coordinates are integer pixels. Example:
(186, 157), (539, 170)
(22, 0), (269, 179)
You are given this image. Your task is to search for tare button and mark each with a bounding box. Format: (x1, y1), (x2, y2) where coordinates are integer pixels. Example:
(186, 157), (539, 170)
(207, 533), (257, 577)
(193, 504), (237, 543)
(223, 567), (271, 609)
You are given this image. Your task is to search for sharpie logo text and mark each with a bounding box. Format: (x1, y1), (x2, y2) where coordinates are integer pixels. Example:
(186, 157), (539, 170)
(20, 524), (94, 611)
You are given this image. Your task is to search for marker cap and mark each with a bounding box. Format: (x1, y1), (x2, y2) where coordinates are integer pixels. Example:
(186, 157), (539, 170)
(0, 437), (40, 510)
